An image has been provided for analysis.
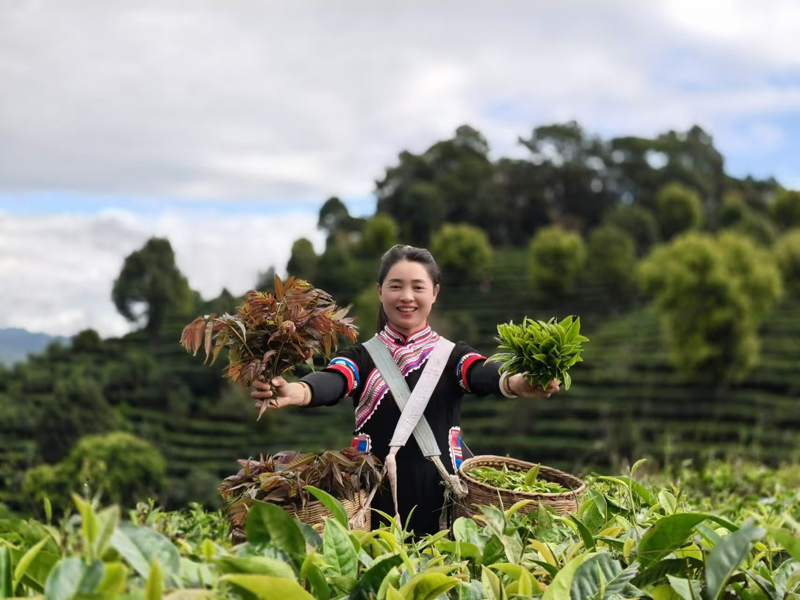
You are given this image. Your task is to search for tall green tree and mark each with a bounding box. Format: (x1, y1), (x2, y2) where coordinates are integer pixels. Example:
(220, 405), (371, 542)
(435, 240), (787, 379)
(318, 197), (364, 246)
(771, 189), (800, 229)
(611, 125), (725, 210)
(518, 121), (614, 230)
(286, 238), (318, 282)
(477, 158), (551, 245)
(35, 377), (120, 463)
(774, 229), (800, 292)
(430, 222), (493, 286)
(603, 204), (660, 256)
(640, 232), (782, 382)
(376, 125), (493, 246)
(655, 182), (704, 240)
(358, 213), (399, 257)
(112, 237), (192, 345)
(315, 238), (364, 305)
(527, 225), (586, 299)
(586, 225), (638, 300)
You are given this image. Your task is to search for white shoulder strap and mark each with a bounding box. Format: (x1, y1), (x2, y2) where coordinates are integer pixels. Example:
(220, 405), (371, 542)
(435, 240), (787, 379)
(363, 335), (454, 457)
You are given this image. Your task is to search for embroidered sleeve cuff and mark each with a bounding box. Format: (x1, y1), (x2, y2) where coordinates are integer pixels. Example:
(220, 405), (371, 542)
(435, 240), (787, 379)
(325, 357), (360, 395)
(457, 352), (486, 392)
(465, 358), (503, 396)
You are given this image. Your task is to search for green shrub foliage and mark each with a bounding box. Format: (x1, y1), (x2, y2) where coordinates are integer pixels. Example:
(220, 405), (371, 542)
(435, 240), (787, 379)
(430, 222), (493, 285)
(526, 225), (586, 298)
(655, 181), (704, 240)
(640, 232), (782, 381)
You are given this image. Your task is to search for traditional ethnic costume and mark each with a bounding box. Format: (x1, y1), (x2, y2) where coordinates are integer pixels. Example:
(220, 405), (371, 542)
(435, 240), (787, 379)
(300, 324), (505, 536)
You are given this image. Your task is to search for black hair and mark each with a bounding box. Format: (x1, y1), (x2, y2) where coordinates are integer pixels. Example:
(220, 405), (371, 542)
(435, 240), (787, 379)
(376, 244), (441, 331)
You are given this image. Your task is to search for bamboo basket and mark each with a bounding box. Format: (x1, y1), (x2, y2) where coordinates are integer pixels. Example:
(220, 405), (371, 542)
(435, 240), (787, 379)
(227, 491), (371, 543)
(457, 455), (585, 519)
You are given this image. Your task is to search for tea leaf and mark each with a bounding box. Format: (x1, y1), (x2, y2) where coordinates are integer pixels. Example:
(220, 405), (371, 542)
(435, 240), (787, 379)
(323, 519), (358, 579)
(541, 552), (595, 600)
(0, 546), (11, 598)
(350, 554), (403, 600)
(12, 537), (49, 593)
(223, 574), (315, 600)
(144, 559), (163, 600)
(525, 465), (541, 486)
(705, 520), (764, 600)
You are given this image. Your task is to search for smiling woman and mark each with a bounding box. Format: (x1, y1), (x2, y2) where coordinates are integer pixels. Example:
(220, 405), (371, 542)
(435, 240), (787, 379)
(251, 244), (561, 536)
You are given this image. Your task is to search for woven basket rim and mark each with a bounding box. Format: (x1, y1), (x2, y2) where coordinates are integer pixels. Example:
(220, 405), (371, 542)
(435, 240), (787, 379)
(459, 455), (586, 499)
(227, 489), (368, 513)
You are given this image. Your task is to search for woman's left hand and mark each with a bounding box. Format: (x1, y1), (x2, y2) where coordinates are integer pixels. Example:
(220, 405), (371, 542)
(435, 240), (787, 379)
(509, 374), (561, 398)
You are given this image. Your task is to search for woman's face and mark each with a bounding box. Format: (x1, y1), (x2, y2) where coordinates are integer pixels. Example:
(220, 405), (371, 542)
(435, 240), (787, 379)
(378, 259), (439, 336)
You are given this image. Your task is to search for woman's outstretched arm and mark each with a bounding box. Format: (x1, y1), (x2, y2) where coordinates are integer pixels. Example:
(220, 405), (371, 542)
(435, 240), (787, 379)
(250, 370), (348, 410)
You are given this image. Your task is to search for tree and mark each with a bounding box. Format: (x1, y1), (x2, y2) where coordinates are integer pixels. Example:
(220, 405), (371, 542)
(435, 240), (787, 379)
(717, 232), (783, 321)
(717, 190), (777, 246)
(586, 225), (638, 299)
(112, 237), (192, 345)
(318, 197), (364, 245)
(518, 121), (614, 230)
(774, 229), (800, 292)
(23, 432), (166, 511)
(35, 377), (120, 463)
(376, 125), (493, 246)
(527, 226), (586, 298)
(639, 232), (782, 382)
(351, 286), (380, 341)
(610, 125), (725, 210)
(655, 182), (704, 240)
(315, 238), (364, 305)
(477, 158), (551, 245)
(286, 238), (318, 282)
(730, 210), (778, 247)
(602, 204), (660, 256)
(430, 223), (493, 286)
(359, 213), (399, 257)
(71, 329), (102, 353)
(770, 189), (800, 229)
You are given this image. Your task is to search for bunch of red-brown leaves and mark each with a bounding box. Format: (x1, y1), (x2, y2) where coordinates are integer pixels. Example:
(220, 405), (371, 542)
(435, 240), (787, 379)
(180, 275), (358, 419)
(219, 447), (382, 533)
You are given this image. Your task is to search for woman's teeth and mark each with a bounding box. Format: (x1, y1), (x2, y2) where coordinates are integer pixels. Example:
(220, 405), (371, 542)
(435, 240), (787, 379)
(398, 307), (416, 313)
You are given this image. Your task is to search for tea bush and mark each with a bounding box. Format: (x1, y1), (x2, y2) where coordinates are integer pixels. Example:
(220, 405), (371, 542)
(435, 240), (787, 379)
(2, 460), (798, 599)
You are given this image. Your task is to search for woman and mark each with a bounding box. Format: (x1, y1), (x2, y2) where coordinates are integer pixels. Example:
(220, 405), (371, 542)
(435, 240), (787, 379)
(251, 244), (561, 536)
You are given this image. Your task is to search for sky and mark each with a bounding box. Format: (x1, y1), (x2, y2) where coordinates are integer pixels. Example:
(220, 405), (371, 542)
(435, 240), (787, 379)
(1, 0), (799, 337)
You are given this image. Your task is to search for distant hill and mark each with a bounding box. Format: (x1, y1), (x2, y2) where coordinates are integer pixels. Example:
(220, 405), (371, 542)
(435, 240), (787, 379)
(0, 328), (69, 366)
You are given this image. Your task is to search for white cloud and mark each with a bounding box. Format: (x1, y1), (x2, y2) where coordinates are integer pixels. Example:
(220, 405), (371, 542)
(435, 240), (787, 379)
(0, 209), (323, 337)
(659, 0), (800, 68)
(1, 0), (797, 202)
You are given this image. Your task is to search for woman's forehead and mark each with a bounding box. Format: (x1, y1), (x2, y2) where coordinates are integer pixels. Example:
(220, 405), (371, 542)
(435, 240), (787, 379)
(385, 259), (433, 282)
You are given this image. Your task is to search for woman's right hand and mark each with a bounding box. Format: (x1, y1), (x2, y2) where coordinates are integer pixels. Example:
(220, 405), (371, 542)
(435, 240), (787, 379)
(251, 376), (310, 411)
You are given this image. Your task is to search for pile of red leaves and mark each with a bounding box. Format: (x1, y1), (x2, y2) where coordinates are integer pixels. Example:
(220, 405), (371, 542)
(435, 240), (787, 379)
(219, 448), (382, 533)
(180, 275), (358, 419)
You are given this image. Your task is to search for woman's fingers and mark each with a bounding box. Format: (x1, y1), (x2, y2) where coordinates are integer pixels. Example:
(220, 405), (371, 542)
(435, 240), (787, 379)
(251, 378), (276, 399)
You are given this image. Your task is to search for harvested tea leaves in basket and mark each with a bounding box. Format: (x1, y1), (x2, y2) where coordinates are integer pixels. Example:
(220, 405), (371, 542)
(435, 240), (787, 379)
(219, 447), (382, 511)
(468, 464), (568, 494)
